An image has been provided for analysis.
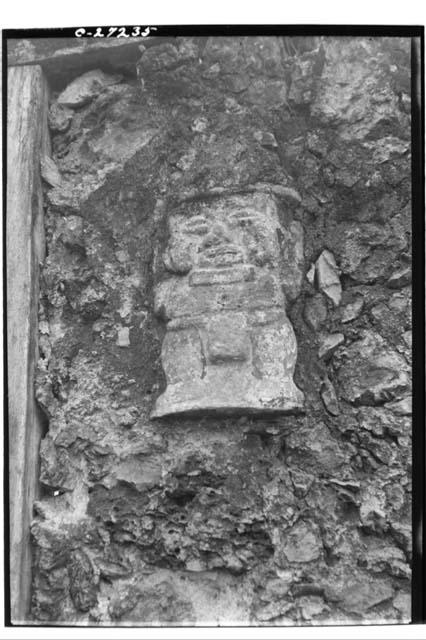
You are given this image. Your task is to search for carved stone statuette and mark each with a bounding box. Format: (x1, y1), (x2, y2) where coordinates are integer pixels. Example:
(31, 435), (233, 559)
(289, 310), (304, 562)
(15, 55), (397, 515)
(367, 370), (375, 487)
(151, 192), (304, 417)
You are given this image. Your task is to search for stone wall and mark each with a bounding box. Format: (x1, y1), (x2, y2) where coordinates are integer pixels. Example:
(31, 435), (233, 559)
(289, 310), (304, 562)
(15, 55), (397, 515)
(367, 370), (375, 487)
(32, 36), (412, 625)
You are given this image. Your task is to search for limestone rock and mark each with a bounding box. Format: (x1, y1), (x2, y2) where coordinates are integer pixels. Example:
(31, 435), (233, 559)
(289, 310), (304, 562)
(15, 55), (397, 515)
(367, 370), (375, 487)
(57, 216), (85, 252)
(48, 102), (73, 132)
(306, 263), (315, 286)
(390, 522), (412, 558)
(318, 332), (344, 359)
(341, 297), (364, 323)
(357, 407), (385, 437)
(109, 586), (141, 620)
(112, 581), (195, 623)
(315, 250), (342, 306)
(260, 578), (290, 601)
(39, 435), (74, 493)
(357, 406), (410, 438)
(137, 43), (181, 73)
(46, 183), (80, 214)
(266, 185), (302, 205)
(287, 422), (346, 473)
(68, 549), (98, 612)
(387, 396), (412, 415)
(298, 596), (329, 621)
(303, 293), (327, 331)
(57, 69), (121, 108)
(287, 46), (325, 105)
(393, 592), (411, 620)
(279, 220), (305, 302)
(359, 484), (387, 533)
(359, 432), (394, 466)
(71, 282), (108, 321)
(278, 521), (322, 564)
(41, 155), (62, 188)
(94, 549), (132, 580)
(364, 544), (410, 579)
(337, 330), (411, 405)
(386, 266), (411, 289)
(362, 136), (410, 164)
(112, 454), (162, 490)
(337, 578), (394, 615)
(320, 377), (340, 415)
(116, 326), (130, 347)
(255, 601), (293, 622)
(254, 130), (279, 148)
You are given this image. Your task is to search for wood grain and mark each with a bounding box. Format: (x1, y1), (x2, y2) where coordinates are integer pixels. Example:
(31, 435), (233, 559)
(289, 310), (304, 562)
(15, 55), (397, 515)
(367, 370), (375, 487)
(7, 65), (49, 624)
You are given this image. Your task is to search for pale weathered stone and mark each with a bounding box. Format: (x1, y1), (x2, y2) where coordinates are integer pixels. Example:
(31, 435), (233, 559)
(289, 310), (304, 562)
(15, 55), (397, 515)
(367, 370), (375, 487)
(364, 544), (410, 579)
(266, 185), (302, 205)
(387, 396), (412, 415)
(306, 263), (315, 286)
(318, 332), (344, 359)
(338, 330), (411, 406)
(287, 422), (346, 472)
(362, 136), (410, 164)
(393, 592), (411, 620)
(57, 215), (84, 251)
(255, 601), (293, 622)
(279, 521), (322, 564)
(320, 377), (340, 415)
(341, 297), (364, 323)
(287, 47), (325, 105)
(48, 102), (73, 132)
(299, 596), (329, 621)
(117, 326), (130, 347)
(71, 283), (107, 320)
(57, 69), (121, 108)
(359, 484), (387, 533)
(40, 155), (62, 188)
(279, 220), (304, 302)
(254, 130), (278, 148)
(303, 294), (327, 331)
(386, 266), (411, 289)
(315, 250), (342, 306)
(357, 407), (387, 437)
(152, 192), (304, 417)
(338, 578), (394, 615)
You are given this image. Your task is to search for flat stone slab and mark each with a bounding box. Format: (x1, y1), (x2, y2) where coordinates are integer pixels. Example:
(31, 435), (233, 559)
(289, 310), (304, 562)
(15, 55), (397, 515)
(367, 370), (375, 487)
(57, 69), (121, 108)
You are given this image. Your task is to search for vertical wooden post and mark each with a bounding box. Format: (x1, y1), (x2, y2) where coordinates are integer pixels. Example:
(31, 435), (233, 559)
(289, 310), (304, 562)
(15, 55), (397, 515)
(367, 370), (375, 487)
(7, 65), (49, 624)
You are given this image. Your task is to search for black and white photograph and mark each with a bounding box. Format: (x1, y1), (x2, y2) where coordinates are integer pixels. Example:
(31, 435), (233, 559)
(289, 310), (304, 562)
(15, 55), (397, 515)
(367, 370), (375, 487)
(3, 19), (424, 633)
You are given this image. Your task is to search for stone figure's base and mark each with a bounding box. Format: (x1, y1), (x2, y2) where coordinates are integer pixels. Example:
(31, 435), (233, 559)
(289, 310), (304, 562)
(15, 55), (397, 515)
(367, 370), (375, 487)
(151, 376), (304, 418)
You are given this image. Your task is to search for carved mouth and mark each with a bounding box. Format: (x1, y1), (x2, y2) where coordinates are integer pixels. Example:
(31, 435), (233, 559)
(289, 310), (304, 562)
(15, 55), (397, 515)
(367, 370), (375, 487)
(202, 244), (244, 266)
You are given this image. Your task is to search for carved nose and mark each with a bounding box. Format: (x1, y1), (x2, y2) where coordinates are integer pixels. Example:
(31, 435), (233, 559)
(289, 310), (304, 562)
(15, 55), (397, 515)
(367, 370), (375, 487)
(202, 224), (232, 249)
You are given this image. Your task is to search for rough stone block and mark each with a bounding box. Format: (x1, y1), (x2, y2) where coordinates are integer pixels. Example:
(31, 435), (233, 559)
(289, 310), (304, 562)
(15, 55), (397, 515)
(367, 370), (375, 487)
(337, 330), (411, 406)
(315, 249), (342, 307)
(57, 69), (121, 108)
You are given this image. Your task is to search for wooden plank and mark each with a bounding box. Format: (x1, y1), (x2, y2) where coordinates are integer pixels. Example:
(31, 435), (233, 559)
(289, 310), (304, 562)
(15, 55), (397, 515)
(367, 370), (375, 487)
(7, 37), (168, 87)
(7, 65), (49, 624)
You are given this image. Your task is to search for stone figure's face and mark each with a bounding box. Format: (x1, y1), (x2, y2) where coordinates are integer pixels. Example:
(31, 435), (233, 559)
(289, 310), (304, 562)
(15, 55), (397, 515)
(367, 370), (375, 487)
(163, 200), (281, 275)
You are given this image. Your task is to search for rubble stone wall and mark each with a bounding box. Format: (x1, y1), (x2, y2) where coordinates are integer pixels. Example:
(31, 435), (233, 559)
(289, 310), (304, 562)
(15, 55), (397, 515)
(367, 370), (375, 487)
(33, 36), (412, 625)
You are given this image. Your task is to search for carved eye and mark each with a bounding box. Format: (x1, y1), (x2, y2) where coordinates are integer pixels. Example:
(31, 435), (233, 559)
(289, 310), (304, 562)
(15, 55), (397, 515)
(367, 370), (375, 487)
(184, 216), (209, 235)
(230, 211), (256, 227)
